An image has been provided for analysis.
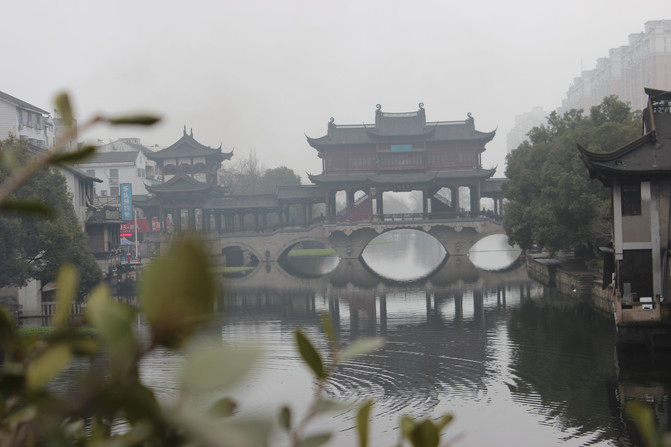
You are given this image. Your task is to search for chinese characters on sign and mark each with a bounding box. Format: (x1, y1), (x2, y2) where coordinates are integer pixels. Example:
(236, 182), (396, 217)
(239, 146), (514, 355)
(120, 183), (133, 221)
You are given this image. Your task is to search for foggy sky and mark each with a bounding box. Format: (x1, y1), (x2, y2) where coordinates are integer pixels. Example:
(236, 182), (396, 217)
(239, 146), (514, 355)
(3, 0), (667, 181)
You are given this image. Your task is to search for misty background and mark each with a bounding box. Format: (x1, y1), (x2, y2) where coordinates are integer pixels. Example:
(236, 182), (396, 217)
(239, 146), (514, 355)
(3, 0), (667, 181)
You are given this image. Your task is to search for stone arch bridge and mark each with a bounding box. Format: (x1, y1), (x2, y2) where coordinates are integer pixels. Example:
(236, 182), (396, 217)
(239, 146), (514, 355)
(207, 217), (504, 264)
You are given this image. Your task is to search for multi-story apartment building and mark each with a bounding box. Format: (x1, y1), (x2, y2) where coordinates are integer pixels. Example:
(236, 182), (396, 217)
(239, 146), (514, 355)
(562, 20), (671, 113)
(78, 150), (151, 197)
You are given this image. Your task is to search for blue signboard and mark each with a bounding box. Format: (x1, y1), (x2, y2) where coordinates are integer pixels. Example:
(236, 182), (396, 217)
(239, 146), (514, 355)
(391, 144), (413, 153)
(120, 183), (133, 221)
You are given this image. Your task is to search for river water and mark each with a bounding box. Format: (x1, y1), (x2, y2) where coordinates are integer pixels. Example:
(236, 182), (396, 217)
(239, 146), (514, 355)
(54, 231), (671, 446)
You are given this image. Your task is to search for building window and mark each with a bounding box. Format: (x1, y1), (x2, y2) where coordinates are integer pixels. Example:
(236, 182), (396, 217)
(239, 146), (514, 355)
(621, 183), (641, 215)
(111, 186), (120, 197)
(109, 168), (119, 179)
(86, 169), (95, 177)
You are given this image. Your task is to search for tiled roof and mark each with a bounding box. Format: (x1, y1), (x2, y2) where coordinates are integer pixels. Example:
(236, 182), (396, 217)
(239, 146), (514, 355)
(78, 151), (141, 165)
(308, 168), (495, 184)
(146, 174), (212, 194)
(0, 91), (49, 115)
(148, 131), (232, 160)
(579, 89), (671, 181)
(307, 106), (495, 150)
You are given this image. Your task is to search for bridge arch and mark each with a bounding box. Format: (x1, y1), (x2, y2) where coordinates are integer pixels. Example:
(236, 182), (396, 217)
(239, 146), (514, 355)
(221, 241), (263, 267)
(325, 218), (505, 260)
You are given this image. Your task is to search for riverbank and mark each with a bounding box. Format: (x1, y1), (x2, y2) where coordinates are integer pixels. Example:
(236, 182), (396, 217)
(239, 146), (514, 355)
(526, 252), (671, 348)
(525, 252), (614, 315)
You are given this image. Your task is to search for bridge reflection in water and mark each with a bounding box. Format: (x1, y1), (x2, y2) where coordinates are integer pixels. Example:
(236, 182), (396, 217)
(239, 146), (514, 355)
(212, 243), (670, 446)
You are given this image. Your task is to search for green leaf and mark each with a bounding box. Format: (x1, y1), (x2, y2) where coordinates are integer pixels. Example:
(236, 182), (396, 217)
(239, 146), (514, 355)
(400, 416), (416, 439)
(54, 264), (78, 329)
(55, 92), (74, 128)
(175, 413), (273, 447)
(295, 329), (325, 379)
(337, 337), (385, 363)
(208, 397), (238, 418)
(0, 307), (22, 357)
(139, 236), (217, 349)
(51, 145), (97, 164)
(0, 199), (53, 217)
(356, 400), (373, 447)
(85, 284), (137, 377)
(279, 406), (291, 432)
(409, 420), (440, 447)
(435, 413), (454, 431)
(320, 312), (337, 350)
(106, 114), (161, 126)
(26, 343), (72, 389)
(180, 345), (261, 393)
(627, 401), (661, 447)
(314, 397), (353, 414)
(297, 433), (332, 447)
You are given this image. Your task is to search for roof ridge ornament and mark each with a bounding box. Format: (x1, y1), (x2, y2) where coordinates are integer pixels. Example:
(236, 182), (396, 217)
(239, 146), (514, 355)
(183, 125), (187, 136)
(419, 102), (424, 110)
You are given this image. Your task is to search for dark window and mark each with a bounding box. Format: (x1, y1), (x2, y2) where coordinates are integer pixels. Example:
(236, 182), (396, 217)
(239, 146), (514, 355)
(621, 183), (641, 215)
(619, 249), (653, 298)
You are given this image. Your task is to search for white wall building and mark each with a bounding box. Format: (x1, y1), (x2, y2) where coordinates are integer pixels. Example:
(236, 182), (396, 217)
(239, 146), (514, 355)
(77, 150), (150, 196)
(97, 137), (157, 180)
(0, 90), (55, 148)
(562, 20), (671, 113)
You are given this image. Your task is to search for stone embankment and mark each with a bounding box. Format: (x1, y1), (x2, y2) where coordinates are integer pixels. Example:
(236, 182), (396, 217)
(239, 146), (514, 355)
(525, 252), (614, 315)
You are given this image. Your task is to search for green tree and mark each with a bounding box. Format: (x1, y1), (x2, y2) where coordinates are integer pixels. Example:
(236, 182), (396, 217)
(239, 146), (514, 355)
(503, 96), (641, 256)
(224, 149), (302, 194)
(0, 137), (102, 298)
(260, 166), (301, 190)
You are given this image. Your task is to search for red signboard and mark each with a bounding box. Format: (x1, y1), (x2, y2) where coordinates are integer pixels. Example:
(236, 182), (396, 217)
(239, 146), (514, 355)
(120, 219), (151, 234)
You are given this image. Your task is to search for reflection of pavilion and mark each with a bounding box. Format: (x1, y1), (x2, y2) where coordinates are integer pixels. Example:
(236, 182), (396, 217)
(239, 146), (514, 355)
(221, 271), (541, 413)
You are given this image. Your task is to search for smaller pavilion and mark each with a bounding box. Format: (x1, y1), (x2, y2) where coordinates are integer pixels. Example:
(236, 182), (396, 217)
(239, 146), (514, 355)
(137, 128), (232, 232)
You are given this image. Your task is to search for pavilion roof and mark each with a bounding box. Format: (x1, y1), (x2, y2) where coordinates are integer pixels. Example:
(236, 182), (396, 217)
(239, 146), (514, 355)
(579, 88), (671, 183)
(205, 194), (279, 210)
(147, 128), (233, 161)
(145, 174), (213, 194)
(307, 168), (496, 185)
(306, 105), (495, 150)
(276, 185), (323, 200)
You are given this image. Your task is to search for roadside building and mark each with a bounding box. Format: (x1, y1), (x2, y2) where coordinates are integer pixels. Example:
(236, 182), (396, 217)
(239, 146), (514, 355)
(0, 90), (55, 148)
(97, 137), (158, 181)
(77, 150), (150, 197)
